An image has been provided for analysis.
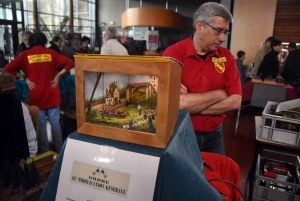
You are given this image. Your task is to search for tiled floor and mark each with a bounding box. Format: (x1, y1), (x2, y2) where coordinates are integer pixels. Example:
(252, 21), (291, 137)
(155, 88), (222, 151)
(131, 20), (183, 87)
(223, 106), (264, 199)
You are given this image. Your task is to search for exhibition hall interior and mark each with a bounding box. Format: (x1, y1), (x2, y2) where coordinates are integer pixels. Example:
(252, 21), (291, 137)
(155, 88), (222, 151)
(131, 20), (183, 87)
(0, 0), (300, 200)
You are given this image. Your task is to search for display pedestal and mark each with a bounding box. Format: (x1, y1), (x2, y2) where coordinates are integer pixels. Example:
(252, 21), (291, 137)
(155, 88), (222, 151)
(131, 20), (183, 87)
(40, 110), (222, 201)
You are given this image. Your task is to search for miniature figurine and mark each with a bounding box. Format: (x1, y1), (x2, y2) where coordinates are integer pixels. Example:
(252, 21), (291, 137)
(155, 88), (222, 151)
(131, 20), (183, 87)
(137, 102), (142, 116)
(129, 120), (133, 130)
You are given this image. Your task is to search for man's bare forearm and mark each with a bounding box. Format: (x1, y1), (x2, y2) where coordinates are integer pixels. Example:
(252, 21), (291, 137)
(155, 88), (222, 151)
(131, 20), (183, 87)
(179, 90), (228, 113)
(200, 94), (242, 115)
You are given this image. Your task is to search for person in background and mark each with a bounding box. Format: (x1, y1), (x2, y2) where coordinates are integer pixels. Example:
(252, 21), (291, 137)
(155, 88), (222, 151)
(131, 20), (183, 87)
(101, 27), (128, 55)
(49, 36), (65, 73)
(15, 31), (32, 57)
(257, 39), (282, 80)
(281, 42), (300, 87)
(156, 47), (164, 56)
(61, 34), (75, 61)
(0, 50), (8, 68)
(235, 50), (247, 86)
(163, 2), (242, 155)
(21, 102), (37, 157)
(253, 36), (275, 75)
(49, 36), (62, 54)
(77, 36), (90, 53)
(5, 32), (74, 154)
(51, 36), (75, 113)
(124, 37), (138, 55)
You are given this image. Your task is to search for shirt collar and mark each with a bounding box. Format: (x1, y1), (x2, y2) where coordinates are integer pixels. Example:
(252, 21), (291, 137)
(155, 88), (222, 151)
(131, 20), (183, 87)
(185, 35), (220, 58)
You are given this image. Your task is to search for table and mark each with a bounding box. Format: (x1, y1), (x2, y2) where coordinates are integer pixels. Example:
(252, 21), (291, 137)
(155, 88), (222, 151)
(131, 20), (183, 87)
(242, 79), (297, 104)
(235, 79), (296, 136)
(247, 116), (300, 200)
(250, 78), (286, 108)
(40, 110), (222, 201)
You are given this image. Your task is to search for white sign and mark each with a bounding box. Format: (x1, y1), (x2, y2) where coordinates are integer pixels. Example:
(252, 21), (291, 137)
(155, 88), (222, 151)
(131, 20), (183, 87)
(132, 26), (148, 41)
(147, 30), (159, 51)
(56, 139), (160, 201)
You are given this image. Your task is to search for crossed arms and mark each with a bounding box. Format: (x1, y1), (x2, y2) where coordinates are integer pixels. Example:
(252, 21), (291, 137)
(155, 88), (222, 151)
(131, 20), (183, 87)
(179, 84), (241, 115)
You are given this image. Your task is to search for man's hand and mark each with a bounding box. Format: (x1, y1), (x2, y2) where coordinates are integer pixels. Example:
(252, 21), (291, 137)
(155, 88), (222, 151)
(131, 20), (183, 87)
(26, 78), (36, 90)
(180, 84), (188, 94)
(51, 74), (61, 88)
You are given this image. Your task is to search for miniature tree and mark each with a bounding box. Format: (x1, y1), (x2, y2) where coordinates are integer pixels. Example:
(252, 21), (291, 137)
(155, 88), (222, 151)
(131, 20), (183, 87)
(87, 73), (102, 121)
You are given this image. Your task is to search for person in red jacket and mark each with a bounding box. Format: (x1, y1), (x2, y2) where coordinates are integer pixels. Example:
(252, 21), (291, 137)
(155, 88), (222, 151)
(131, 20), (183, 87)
(5, 32), (74, 154)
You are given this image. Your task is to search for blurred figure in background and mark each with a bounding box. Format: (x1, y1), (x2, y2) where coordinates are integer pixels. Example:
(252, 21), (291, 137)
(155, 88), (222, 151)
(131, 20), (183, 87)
(16, 31), (32, 57)
(49, 36), (62, 54)
(0, 50), (8, 68)
(235, 50), (247, 86)
(61, 33), (75, 61)
(21, 102), (37, 157)
(257, 39), (282, 80)
(281, 42), (300, 88)
(101, 27), (128, 55)
(124, 37), (138, 55)
(156, 47), (164, 56)
(253, 36), (275, 75)
(77, 36), (90, 53)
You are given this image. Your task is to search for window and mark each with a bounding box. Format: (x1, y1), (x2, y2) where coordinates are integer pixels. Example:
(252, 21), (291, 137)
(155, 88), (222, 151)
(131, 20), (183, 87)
(73, 0), (96, 46)
(0, 4), (13, 21)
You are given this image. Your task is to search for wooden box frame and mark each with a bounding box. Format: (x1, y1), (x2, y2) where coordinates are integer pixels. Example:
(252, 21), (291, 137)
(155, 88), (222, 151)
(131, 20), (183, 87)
(75, 55), (182, 148)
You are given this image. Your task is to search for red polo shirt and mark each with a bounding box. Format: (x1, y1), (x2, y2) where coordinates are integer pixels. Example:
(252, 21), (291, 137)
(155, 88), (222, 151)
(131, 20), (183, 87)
(163, 37), (242, 132)
(5, 45), (74, 110)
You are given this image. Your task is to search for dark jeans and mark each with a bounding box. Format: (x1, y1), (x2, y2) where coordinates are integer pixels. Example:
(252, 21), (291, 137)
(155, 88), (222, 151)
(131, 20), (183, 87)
(194, 124), (225, 155)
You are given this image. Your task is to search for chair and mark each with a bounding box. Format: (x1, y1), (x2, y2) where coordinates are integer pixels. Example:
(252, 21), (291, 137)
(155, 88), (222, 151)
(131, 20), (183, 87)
(234, 102), (250, 136)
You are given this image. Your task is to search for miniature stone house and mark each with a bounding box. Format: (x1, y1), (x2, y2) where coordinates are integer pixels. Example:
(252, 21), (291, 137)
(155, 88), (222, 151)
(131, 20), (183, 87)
(126, 76), (158, 101)
(149, 76), (158, 92)
(105, 87), (120, 106)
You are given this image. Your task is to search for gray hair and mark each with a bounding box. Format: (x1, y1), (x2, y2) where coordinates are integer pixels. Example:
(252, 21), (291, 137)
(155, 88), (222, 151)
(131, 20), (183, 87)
(104, 27), (118, 39)
(21, 30), (32, 38)
(193, 2), (233, 29)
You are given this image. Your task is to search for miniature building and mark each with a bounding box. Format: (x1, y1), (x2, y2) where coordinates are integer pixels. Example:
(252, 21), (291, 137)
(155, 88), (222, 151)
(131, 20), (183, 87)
(105, 82), (120, 106)
(126, 82), (156, 101)
(149, 76), (158, 92)
(126, 76), (158, 101)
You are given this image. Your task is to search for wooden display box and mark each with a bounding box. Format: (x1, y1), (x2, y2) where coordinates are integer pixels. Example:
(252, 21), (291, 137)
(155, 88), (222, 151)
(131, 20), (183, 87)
(75, 55), (182, 148)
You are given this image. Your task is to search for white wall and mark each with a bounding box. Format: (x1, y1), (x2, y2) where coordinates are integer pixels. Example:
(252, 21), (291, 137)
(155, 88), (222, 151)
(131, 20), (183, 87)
(99, 0), (126, 27)
(98, 0), (202, 28)
(230, 0), (277, 64)
(128, 1), (201, 18)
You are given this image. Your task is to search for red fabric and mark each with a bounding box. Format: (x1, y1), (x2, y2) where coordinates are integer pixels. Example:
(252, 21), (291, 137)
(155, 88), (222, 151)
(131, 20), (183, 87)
(5, 45), (74, 109)
(242, 80), (298, 102)
(201, 152), (241, 201)
(77, 48), (88, 53)
(163, 36), (242, 132)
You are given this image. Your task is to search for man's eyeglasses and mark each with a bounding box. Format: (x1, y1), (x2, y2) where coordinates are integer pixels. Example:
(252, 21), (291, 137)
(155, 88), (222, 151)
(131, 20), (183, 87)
(203, 21), (230, 36)
(65, 38), (70, 40)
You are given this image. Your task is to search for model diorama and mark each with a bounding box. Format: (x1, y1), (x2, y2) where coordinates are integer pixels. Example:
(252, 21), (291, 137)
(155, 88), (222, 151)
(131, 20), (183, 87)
(75, 55), (182, 148)
(85, 72), (158, 133)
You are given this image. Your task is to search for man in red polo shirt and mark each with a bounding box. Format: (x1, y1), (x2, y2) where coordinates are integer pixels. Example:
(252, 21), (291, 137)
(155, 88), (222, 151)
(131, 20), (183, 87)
(163, 2), (242, 155)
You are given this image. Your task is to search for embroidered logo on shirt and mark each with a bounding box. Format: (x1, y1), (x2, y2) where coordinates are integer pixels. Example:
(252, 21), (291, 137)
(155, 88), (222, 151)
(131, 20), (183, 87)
(28, 54), (52, 64)
(212, 57), (226, 73)
(212, 57), (226, 63)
